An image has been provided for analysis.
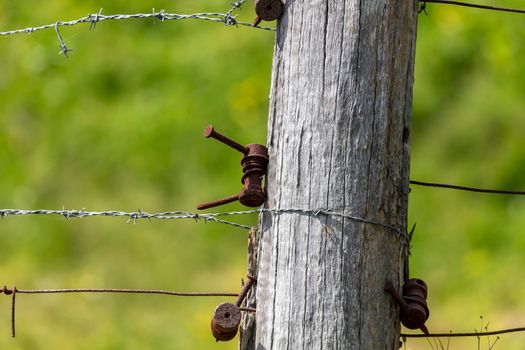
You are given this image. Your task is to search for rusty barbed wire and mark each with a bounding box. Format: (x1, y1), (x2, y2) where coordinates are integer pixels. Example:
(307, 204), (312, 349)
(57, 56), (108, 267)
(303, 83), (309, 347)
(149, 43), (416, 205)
(419, 0), (525, 14)
(0, 8), (274, 57)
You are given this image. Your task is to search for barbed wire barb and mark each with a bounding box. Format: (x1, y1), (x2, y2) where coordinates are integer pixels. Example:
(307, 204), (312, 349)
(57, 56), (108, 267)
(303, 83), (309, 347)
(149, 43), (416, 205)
(54, 21), (72, 57)
(89, 8), (103, 30)
(224, 0), (248, 26)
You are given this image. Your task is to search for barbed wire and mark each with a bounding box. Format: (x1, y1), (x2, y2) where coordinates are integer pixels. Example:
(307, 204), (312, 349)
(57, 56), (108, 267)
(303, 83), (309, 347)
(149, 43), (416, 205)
(225, 0), (249, 23)
(419, 0), (525, 14)
(0, 8), (274, 57)
(0, 207), (408, 242)
(0, 208), (255, 230)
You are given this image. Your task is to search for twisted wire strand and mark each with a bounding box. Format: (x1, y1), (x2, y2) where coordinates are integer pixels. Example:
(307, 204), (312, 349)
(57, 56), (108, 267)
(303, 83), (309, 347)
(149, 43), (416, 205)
(0, 11), (275, 37)
(0, 207), (409, 244)
(0, 208), (254, 230)
(225, 0), (249, 21)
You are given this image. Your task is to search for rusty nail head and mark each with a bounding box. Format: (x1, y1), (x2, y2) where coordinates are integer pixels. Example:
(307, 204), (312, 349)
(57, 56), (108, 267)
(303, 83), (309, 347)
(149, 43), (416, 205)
(204, 125), (248, 154)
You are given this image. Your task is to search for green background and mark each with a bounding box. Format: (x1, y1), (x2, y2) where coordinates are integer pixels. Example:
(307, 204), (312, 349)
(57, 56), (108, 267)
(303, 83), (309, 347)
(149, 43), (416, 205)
(0, 1), (523, 349)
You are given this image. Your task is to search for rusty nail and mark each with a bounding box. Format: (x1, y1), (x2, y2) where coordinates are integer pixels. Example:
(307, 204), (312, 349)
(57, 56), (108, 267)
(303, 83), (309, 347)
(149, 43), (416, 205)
(204, 125), (248, 154)
(198, 126), (269, 210)
(210, 302), (241, 342)
(236, 276), (256, 307)
(197, 194), (240, 210)
(252, 16), (262, 27)
(384, 281), (408, 309)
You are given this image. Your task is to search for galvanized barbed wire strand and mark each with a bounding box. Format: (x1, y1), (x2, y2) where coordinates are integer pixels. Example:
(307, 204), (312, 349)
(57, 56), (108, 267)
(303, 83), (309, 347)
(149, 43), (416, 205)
(410, 180), (525, 195)
(0, 9), (275, 39)
(211, 208), (409, 242)
(419, 0), (525, 14)
(0, 207), (408, 243)
(0, 208), (253, 230)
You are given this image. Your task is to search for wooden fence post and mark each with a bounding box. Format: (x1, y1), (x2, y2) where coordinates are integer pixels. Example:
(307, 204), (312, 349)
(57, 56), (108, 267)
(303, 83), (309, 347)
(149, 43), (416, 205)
(251, 0), (419, 348)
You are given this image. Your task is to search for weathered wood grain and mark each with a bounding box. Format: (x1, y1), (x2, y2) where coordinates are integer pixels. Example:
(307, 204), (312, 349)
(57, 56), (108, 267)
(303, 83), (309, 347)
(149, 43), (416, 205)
(254, 0), (418, 349)
(239, 228), (259, 349)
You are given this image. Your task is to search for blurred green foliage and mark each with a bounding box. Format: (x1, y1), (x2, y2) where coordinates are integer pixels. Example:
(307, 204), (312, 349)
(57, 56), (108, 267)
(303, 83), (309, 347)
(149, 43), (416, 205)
(0, 1), (524, 349)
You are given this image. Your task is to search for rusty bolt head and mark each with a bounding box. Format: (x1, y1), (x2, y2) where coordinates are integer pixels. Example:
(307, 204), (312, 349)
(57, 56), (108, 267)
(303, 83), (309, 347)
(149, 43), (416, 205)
(254, 0), (284, 21)
(210, 303), (241, 342)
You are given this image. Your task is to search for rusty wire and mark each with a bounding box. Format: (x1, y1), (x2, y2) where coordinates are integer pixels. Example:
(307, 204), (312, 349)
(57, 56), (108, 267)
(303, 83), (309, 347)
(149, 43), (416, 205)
(402, 326), (525, 338)
(420, 0), (525, 14)
(1, 285), (240, 338)
(410, 180), (525, 195)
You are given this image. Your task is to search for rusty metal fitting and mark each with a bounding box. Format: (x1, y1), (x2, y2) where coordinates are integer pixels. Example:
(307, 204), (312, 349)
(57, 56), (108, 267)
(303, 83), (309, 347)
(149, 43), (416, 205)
(198, 125), (268, 210)
(210, 302), (241, 342)
(385, 278), (430, 332)
(400, 279), (429, 330)
(253, 0), (284, 27)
